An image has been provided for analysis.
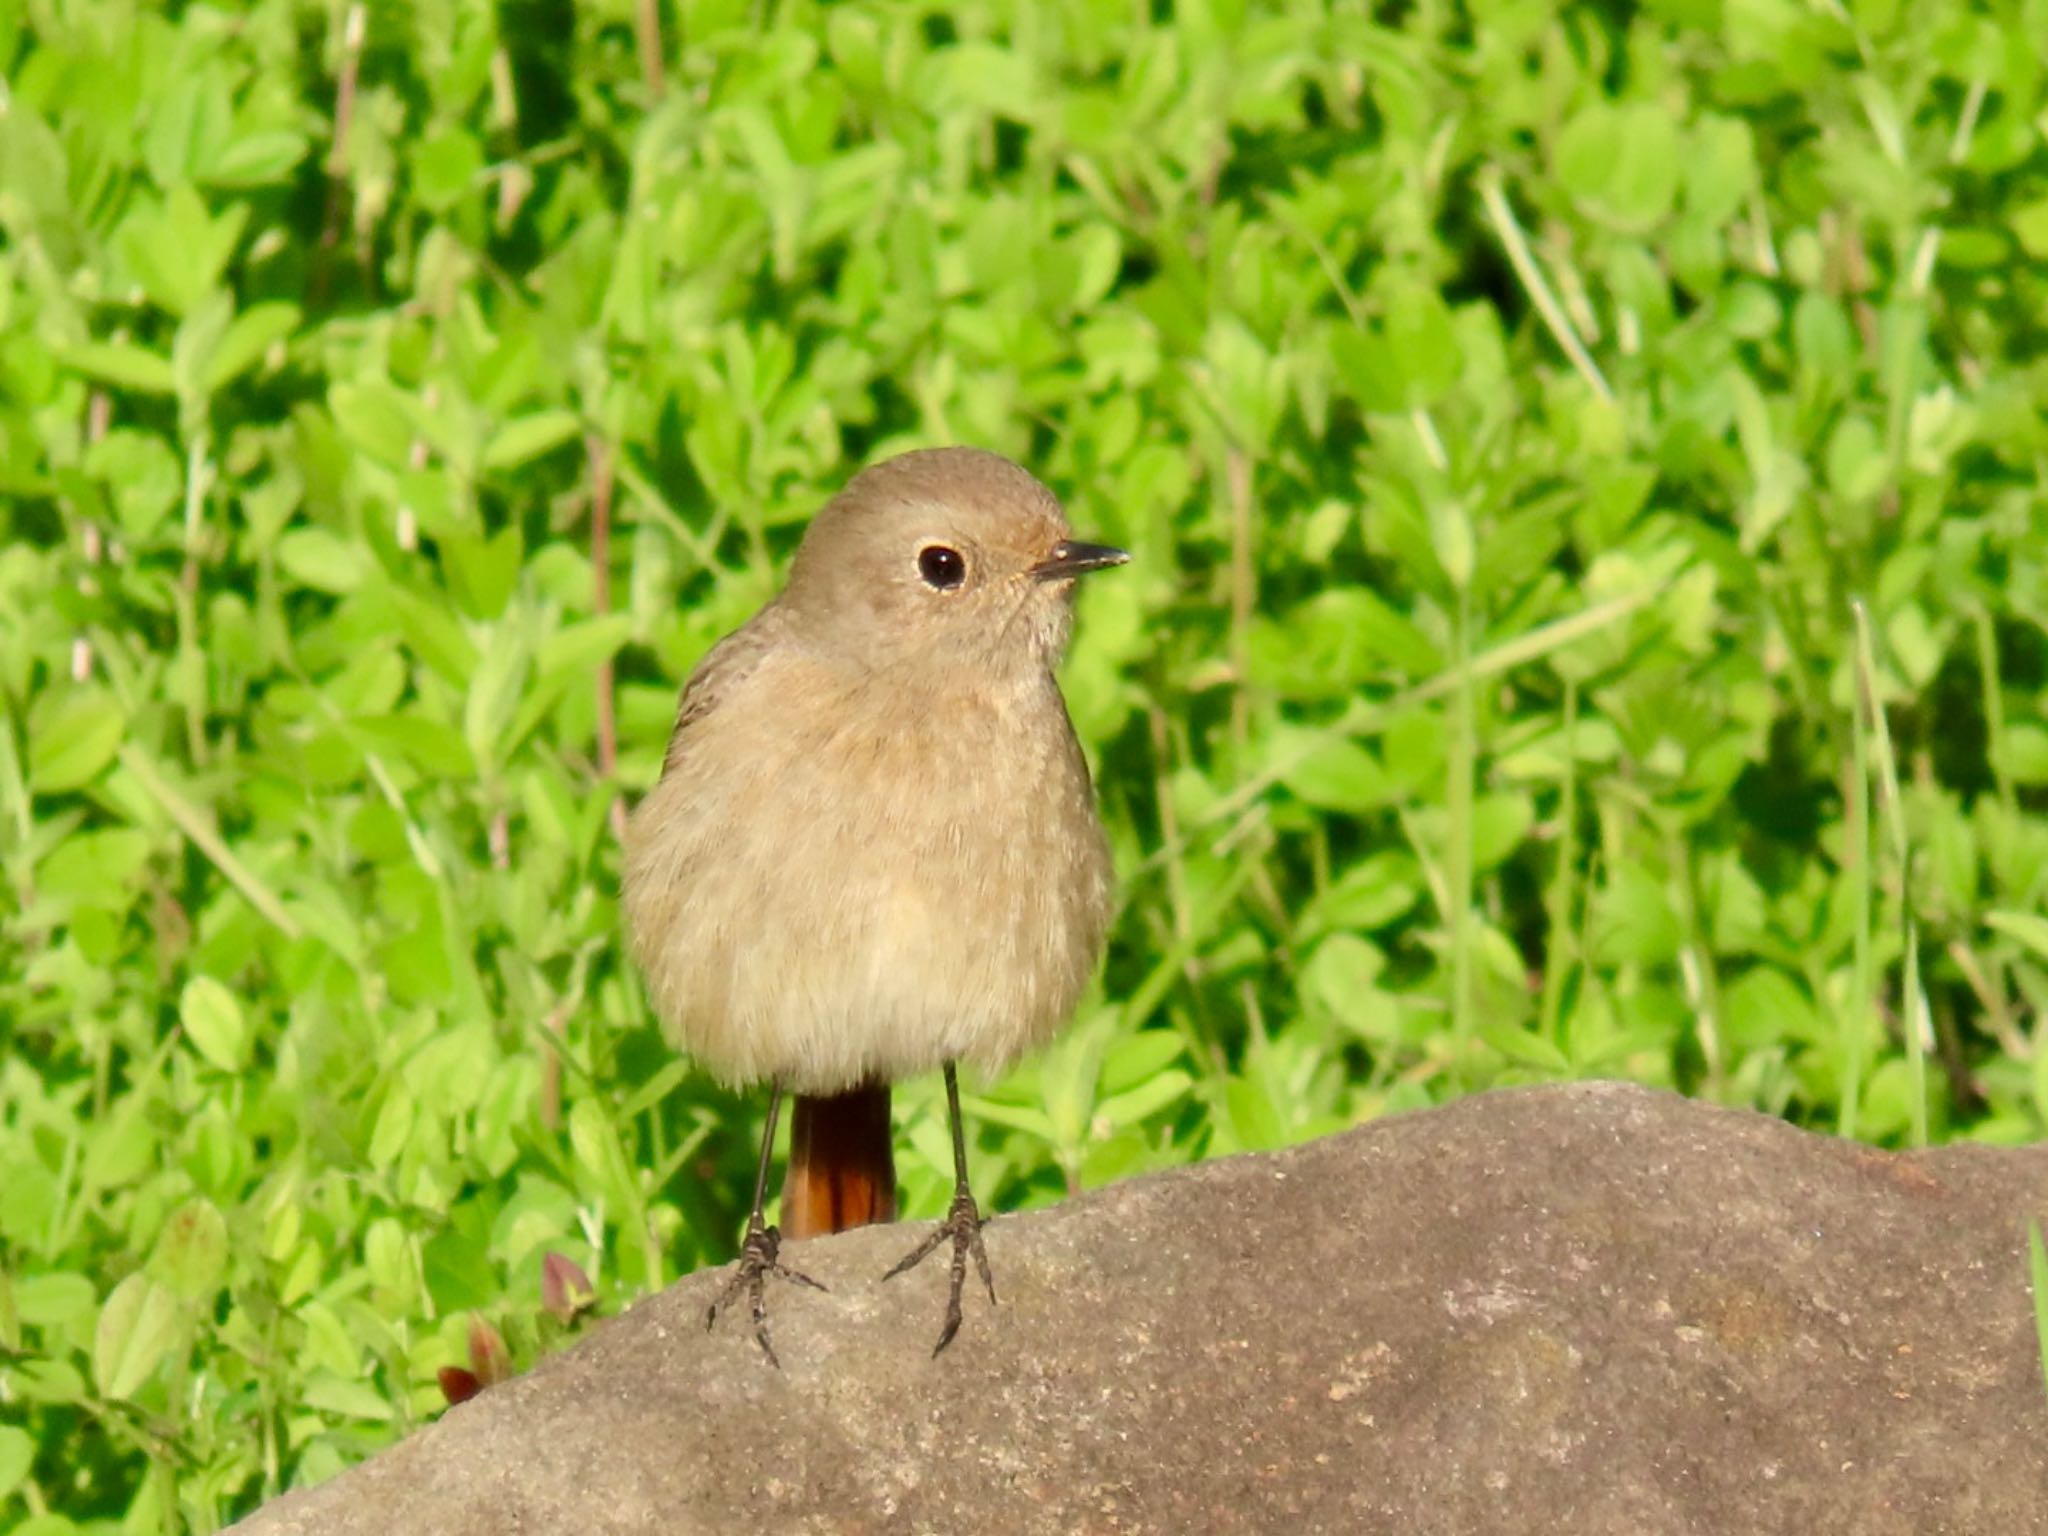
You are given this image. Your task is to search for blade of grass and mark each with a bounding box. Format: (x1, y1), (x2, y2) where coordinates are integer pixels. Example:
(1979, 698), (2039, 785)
(589, 435), (626, 842)
(1667, 829), (1724, 1098)
(1447, 581), (1475, 1074)
(2029, 1221), (2048, 1410)
(1226, 448), (1255, 758)
(1478, 167), (1614, 404)
(1842, 620), (1872, 1141)
(1539, 673), (1579, 1047)
(1974, 606), (2016, 817)
(119, 745), (301, 940)
(176, 436), (214, 767)
(1852, 602), (1907, 871)
(1902, 919), (1929, 1147)
(1854, 599), (1923, 1142)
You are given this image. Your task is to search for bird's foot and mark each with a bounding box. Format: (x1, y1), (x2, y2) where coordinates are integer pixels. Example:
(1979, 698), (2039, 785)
(883, 1185), (995, 1356)
(706, 1217), (825, 1368)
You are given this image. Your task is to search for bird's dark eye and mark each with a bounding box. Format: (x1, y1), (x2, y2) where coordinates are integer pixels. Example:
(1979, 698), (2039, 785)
(917, 544), (966, 590)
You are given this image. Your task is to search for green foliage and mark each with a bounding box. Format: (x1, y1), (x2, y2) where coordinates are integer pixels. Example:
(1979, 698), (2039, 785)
(4, 0), (2048, 1525)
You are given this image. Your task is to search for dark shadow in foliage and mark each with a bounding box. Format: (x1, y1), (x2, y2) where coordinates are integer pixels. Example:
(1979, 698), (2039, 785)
(1732, 714), (1829, 857)
(496, 0), (579, 151)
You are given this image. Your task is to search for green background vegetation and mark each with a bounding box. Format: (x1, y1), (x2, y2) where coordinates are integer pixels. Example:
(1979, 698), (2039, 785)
(5, 0), (2048, 1526)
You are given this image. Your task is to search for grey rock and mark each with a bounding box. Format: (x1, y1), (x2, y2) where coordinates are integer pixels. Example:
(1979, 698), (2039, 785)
(230, 1082), (2048, 1534)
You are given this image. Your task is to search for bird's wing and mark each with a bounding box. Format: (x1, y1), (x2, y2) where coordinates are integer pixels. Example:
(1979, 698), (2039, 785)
(659, 610), (786, 777)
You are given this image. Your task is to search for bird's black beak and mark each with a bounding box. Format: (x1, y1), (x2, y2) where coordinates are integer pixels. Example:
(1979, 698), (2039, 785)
(1030, 540), (1131, 582)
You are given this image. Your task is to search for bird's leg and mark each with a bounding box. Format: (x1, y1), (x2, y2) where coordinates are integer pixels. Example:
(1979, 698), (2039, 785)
(883, 1062), (995, 1355)
(706, 1083), (825, 1367)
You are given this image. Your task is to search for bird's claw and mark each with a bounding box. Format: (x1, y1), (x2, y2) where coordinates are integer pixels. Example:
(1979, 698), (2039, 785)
(883, 1186), (996, 1356)
(706, 1219), (826, 1368)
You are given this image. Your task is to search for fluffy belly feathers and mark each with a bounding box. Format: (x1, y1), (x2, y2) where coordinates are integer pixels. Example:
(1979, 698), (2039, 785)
(623, 680), (1113, 1094)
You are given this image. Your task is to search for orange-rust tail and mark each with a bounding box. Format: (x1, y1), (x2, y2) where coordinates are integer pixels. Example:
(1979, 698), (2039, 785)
(782, 1083), (896, 1239)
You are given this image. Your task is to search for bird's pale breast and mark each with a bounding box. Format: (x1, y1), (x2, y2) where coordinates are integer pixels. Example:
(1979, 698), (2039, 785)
(622, 648), (1114, 1095)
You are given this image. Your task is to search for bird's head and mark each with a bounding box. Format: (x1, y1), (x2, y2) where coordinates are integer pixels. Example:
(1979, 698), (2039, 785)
(781, 447), (1128, 679)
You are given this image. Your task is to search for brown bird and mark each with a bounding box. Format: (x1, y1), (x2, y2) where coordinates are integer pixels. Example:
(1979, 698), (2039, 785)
(622, 447), (1127, 1361)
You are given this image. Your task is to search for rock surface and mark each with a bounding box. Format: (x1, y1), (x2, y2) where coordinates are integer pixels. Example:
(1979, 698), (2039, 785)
(231, 1082), (2048, 1535)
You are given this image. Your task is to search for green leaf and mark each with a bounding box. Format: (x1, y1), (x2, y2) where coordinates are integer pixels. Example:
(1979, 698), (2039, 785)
(93, 1274), (181, 1401)
(2012, 200), (2048, 261)
(352, 715), (475, 778)
(144, 74), (234, 189)
(56, 341), (176, 396)
(300, 1371), (397, 1421)
(924, 40), (1042, 118)
(1038, 1009), (1116, 1153)
(364, 1218), (414, 1301)
(616, 1060), (692, 1123)
(14, 1274), (96, 1328)
(464, 627), (534, 777)
(1098, 1030), (1186, 1096)
(442, 526), (524, 621)
(1480, 1023), (1571, 1072)
(28, 689), (126, 794)
(567, 1098), (639, 1215)
(1272, 725), (1393, 812)
(368, 1084), (415, 1171)
(209, 129), (311, 186)
(0, 1425), (33, 1502)
(122, 185), (247, 317)
(0, 101), (69, 232)
(171, 287), (235, 414)
(1301, 855), (1420, 936)
(1556, 101), (1682, 230)
(412, 128), (485, 213)
(535, 614), (634, 687)
(1302, 933), (1401, 1041)
(482, 411), (583, 472)
(206, 301), (301, 392)
(504, 614), (636, 754)
(330, 380), (421, 468)
(384, 581), (482, 684)
(1393, 290), (1462, 401)
(1987, 911), (2048, 966)
(1591, 867), (1682, 966)
(85, 428), (183, 541)
(1248, 589), (1440, 695)
(1995, 725), (2048, 786)
(152, 1199), (229, 1301)
(276, 527), (375, 593)
(1684, 114), (1757, 225)
(179, 976), (249, 1072)
(1331, 326), (1406, 414)
(1428, 497), (1474, 592)
(83, 1101), (157, 1192)
(1723, 967), (1825, 1051)
(1095, 1069), (1194, 1128)
(1470, 792), (1534, 871)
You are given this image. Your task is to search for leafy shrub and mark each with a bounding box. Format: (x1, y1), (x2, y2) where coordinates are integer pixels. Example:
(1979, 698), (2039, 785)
(4, 0), (2047, 1525)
